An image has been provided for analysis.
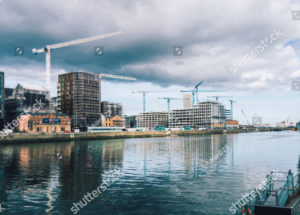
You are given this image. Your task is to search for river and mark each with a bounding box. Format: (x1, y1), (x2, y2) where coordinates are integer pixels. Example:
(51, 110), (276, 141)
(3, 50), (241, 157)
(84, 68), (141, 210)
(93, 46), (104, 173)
(0, 131), (299, 215)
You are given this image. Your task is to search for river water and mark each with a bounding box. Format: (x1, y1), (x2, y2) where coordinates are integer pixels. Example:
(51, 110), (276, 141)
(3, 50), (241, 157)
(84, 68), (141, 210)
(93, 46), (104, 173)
(0, 131), (299, 215)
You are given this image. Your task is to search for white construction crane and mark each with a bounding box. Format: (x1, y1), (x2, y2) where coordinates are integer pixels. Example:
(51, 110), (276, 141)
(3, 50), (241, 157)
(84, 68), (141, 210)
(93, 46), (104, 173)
(32, 31), (122, 94)
(98, 73), (136, 81)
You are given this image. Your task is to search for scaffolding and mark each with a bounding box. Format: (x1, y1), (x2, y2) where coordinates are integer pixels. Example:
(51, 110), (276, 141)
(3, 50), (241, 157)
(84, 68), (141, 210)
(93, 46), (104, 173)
(169, 101), (226, 129)
(136, 112), (168, 128)
(57, 71), (101, 130)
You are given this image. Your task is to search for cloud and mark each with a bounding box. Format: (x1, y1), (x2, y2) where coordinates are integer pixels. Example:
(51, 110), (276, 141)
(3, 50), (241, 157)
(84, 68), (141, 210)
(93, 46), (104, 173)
(0, 0), (300, 94)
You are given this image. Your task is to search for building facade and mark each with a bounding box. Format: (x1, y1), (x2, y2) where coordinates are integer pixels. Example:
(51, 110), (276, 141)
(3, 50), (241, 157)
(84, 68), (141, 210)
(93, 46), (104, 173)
(4, 84), (50, 124)
(226, 119), (239, 129)
(57, 71), (101, 130)
(103, 115), (124, 127)
(183, 94), (192, 109)
(124, 115), (137, 128)
(169, 101), (226, 129)
(136, 112), (168, 128)
(18, 112), (71, 133)
(101, 101), (122, 117)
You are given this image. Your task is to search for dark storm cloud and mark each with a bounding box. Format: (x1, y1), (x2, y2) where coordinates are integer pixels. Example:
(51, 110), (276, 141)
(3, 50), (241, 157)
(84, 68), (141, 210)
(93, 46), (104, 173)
(0, 0), (300, 90)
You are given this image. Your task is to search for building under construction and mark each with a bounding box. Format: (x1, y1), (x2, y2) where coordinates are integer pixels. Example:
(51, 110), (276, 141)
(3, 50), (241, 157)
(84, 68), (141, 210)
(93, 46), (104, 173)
(57, 71), (101, 130)
(136, 112), (168, 128)
(101, 101), (122, 117)
(169, 101), (226, 129)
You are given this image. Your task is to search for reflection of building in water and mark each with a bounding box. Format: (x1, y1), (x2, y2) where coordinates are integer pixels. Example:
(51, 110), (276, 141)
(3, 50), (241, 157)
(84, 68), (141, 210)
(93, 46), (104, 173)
(59, 139), (125, 199)
(125, 135), (232, 177)
(0, 142), (74, 203)
(101, 140), (125, 165)
(182, 135), (228, 172)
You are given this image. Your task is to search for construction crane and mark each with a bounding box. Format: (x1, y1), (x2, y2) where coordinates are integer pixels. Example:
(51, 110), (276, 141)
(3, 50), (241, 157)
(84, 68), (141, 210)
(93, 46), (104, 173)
(194, 81), (204, 103)
(158, 97), (183, 113)
(32, 31), (122, 94)
(229, 99), (236, 119)
(241, 109), (250, 125)
(207, 96), (233, 102)
(98, 73), (136, 81)
(132, 91), (150, 112)
(132, 90), (177, 112)
(180, 89), (223, 104)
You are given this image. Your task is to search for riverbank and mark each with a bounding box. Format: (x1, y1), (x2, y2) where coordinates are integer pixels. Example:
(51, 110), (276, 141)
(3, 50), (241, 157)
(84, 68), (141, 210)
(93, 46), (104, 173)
(0, 127), (290, 144)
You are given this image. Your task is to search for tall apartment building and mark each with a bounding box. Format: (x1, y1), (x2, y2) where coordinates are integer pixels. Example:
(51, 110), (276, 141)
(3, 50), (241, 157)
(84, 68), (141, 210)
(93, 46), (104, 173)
(169, 101), (226, 129)
(5, 84), (50, 124)
(136, 112), (168, 128)
(57, 71), (101, 130)
(101, 101), (122, 117)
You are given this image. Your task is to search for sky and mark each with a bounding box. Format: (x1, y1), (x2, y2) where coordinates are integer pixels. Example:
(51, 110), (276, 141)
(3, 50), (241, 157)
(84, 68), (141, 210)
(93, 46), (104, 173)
(0, 0), (300, 124)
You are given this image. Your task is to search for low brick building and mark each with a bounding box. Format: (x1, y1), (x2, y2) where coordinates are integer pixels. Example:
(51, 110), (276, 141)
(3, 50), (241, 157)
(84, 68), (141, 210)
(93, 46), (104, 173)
(18, 112), (71, 133)
(103, 115), (124, 127)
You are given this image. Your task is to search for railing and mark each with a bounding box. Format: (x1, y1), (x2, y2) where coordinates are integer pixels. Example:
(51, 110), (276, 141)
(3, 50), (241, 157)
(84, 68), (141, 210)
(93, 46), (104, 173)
(276, 171), (298, 207)
(238, 170), (300, 215)
(236, 171), (277, 214)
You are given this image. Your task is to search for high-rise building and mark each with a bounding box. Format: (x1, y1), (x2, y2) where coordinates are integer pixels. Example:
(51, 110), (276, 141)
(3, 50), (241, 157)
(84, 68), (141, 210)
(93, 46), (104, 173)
(4, 84), (50, 124)
(57, 71), (101, 130)
(183, 94), (192, 109)
(169, 101), (226, 129)
(136, 112), (168, 128)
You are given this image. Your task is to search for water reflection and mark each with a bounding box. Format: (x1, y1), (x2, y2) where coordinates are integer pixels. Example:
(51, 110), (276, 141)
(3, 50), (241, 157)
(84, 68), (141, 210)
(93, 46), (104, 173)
(0, 131), (299, 215)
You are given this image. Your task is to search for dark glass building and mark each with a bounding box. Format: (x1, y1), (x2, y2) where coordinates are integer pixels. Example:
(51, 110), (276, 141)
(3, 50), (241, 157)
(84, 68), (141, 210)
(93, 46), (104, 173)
(57, 71), (101, 130)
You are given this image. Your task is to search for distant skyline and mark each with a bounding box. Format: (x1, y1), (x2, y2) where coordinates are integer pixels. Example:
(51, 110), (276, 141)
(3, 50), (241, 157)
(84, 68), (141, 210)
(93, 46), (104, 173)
(0, 0), (300, 123)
